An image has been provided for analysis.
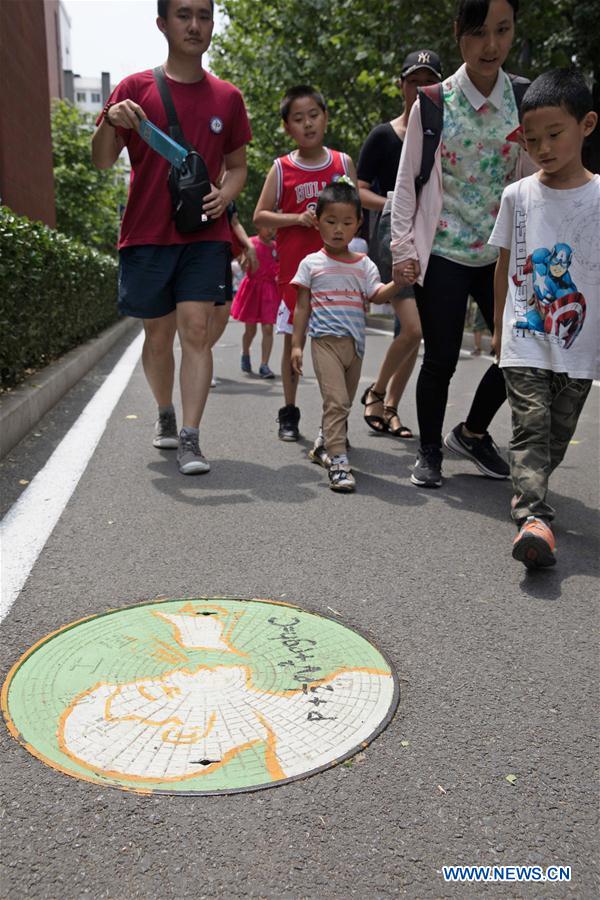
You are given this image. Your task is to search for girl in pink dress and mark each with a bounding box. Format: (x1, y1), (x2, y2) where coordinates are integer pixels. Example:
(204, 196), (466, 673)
(231, 225), (279, 378)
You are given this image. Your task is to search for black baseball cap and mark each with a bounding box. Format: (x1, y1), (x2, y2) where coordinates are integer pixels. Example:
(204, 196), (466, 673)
(401, 50), (442, 80)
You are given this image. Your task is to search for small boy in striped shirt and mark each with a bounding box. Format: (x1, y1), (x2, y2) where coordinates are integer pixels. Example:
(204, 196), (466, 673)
(291, 179), (404, 491)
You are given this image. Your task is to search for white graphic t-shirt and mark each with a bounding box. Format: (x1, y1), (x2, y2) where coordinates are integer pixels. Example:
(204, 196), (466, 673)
(489, 174), (600, 379)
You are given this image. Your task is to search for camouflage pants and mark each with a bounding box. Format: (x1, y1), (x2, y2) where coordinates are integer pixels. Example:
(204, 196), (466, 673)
(503, 367), (592, 524)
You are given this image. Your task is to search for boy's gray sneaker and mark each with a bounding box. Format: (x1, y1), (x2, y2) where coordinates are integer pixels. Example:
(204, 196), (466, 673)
(443, 422), (509, 479)
(177, 431), (210, 475)
(153, 410), (178, 448)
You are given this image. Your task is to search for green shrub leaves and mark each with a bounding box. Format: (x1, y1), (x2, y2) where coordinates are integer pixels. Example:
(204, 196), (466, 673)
(0, 208), (119, 387)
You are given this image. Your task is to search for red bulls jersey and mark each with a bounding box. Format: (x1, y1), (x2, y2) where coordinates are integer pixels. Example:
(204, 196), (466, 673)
(274, 148), (351, 310)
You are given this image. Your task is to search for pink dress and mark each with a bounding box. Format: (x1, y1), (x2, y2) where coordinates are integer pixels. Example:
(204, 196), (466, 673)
(231, 236), (280, 324)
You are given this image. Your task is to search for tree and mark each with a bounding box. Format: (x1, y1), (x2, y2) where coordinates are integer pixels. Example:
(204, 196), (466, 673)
(211, 0), (599, 221)
(51, 100), (127, 254)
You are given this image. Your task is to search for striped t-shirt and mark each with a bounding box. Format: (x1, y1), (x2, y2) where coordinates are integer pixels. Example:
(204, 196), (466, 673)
(292, 250), (383, 357)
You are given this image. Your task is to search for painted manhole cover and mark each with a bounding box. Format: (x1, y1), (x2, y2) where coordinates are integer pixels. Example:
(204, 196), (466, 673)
(2, 597), (399, 794)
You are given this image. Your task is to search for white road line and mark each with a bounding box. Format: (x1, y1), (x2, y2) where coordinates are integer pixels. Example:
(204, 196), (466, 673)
(0, 331), (144, 623)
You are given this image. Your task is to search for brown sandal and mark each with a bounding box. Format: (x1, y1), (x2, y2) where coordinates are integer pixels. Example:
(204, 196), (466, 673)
(361, 385), (387, 433)
(383, 406), (414, 439)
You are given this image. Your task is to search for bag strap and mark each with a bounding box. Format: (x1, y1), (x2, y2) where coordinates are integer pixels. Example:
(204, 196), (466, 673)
(152, 66), (191, 150)
(508, 73), (531, 121)
(416, 83), (444, 196)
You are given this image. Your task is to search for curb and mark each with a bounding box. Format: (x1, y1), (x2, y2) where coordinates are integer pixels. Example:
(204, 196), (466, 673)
(366, 315), (492, 353)
(0, 317), (141, 459)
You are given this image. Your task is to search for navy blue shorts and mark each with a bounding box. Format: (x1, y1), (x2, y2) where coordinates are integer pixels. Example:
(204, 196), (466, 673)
(118, 242), (232, 319)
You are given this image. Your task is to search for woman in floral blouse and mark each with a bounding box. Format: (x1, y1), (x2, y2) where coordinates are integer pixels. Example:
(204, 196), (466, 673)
(389, 0), (533, 488)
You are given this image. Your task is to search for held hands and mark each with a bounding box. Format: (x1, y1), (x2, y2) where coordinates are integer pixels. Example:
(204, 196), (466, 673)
(291, 347), (303, 376)
(392, 259), (420, 286)
(105, 100), (146, 130)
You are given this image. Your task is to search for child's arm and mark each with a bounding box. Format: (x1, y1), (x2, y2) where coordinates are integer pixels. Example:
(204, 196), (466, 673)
(290, 286), (311, 375)
(491, 247), (510, 360)
(372, 280), (403, 305)
(230, 213), (258, 272)
(254, 165), (317, 231)
(345, 156), (358, 186)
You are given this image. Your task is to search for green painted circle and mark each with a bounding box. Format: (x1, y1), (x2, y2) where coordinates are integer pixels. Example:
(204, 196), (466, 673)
(3, 597), (399, 794)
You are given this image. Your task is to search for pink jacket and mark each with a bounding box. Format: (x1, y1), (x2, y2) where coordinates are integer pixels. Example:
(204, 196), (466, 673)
(390, 96), (536, 285)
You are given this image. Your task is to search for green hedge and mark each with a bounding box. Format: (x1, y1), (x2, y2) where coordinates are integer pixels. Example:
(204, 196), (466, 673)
(0, 207), (119, 387)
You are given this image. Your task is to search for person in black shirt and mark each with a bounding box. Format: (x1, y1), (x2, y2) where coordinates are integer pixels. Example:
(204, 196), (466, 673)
(357, 50), (442, 437)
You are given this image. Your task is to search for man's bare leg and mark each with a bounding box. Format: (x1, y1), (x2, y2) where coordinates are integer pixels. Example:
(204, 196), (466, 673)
(177, 301), (214, 429)
(209, 301), (231, 348)
(142, 312), (177, 407)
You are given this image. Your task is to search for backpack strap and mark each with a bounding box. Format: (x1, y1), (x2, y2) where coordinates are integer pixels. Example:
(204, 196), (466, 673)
(152, 66), (191, 150)
(508, 73), (531, 121)
(415, 83), (443, 196)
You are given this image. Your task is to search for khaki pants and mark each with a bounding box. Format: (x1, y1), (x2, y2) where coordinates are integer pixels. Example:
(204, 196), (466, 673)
(503, 366), (592, 524)
(311, 336), (362, 457)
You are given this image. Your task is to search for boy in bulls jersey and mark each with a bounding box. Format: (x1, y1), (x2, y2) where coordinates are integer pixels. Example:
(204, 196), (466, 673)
(254, 86), (356, 440)
(489, 69), (599, 569)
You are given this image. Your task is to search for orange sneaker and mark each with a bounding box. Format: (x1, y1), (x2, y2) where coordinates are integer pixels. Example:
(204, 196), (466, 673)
(512, 517), (556, 568)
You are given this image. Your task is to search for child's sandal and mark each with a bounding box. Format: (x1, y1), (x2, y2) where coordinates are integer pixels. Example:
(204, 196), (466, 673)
(361, 385), (387, 433)
(383, 405), (414, 439)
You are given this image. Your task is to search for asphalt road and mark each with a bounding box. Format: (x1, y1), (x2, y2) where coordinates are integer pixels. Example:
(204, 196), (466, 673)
(1, 322), (598, 899)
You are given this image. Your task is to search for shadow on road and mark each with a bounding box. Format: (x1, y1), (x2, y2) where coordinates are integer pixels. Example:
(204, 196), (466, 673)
(147, 458), (321, 505)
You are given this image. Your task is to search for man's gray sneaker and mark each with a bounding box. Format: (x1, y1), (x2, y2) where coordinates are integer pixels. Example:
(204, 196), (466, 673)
(153, 410), (178, 448)
(443, 422), (509, 479)
(410, 445), (443, 487)
(177, 431), (210, 475)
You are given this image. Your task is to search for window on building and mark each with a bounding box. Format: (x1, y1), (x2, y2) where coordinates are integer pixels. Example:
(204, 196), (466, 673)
(91, 92), (101, 103)
(76, 92), (87, 102)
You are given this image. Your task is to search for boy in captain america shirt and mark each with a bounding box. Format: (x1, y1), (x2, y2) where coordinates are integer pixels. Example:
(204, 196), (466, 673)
(490, 69), (599, 569)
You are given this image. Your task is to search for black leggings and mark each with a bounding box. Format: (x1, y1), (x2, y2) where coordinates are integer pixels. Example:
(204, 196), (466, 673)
(413, 254), (506, 448)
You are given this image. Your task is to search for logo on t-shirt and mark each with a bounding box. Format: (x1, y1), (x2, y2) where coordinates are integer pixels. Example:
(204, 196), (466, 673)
(210, 116), (224, 134)
(512, 237), (586, 349)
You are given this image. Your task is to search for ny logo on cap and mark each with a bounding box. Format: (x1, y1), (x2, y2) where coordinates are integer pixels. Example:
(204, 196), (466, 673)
(418, 52), (431, 64)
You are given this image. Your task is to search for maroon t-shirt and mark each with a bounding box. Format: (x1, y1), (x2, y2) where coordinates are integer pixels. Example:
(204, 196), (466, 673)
(99, 70), (252, 249)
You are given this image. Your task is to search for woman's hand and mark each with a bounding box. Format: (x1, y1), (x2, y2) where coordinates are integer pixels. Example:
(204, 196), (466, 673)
(393, 259), (420, 286)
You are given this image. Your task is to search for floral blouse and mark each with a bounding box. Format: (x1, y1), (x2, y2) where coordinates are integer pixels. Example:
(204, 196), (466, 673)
(431, 69), (520, 267)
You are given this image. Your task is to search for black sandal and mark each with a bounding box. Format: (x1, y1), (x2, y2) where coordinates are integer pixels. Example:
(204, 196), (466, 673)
(383, 406), (414, 439)
(361, 385), (387, 433)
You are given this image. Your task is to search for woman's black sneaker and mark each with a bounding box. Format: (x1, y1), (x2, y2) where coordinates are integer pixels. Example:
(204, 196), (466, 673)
(277, 404), (300, 441)
(443, 422), (509, 479)
(410, 445), (443, 487)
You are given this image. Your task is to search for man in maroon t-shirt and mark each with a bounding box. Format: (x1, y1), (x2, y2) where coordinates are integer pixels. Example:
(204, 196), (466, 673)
(92, 0), (251, 475)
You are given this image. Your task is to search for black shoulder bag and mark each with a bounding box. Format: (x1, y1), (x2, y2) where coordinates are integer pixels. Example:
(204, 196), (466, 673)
(153, 67), (213, 233)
